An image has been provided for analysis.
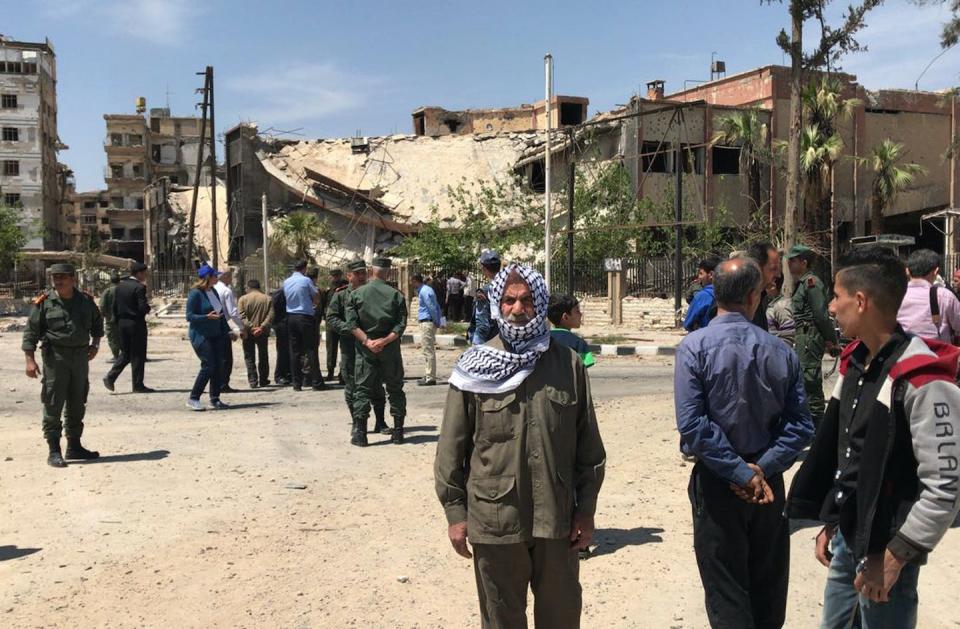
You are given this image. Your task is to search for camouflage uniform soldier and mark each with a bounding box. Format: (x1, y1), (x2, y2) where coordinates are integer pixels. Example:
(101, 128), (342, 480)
(346, 257), (407, 446)
(99, 271), (121, 362)
(22, 263), (105, 467)
(325, 260), (388, 438)
(787, 245), (838, 426)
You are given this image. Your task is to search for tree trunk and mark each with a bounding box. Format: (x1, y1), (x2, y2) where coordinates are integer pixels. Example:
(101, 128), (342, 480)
(784, 3), (803, 295)
(750, 156), (762, 218)
(871, 190), (883, 235)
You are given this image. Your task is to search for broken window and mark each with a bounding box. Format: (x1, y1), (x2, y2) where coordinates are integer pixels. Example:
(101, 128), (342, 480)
(135, 196), (144, 210)
(152, 145), (162, 162)
(111, 228), (125, 240)
(129, 227), (144, 240)
(4, 193), (21, 207)
(110, 164), (124, 179)
(101, 217), (109, 225)
(128, 134), (143, 146)
(23, 62), (37, 75)
(111, 196), (123, 208)
(674, 144), (704, 175)
(711, 146), (740, 175)
(150, 118), (161, 133)
(530, 160), (546, 193)
(1, 94), (17, 109)
(99, 199), (108, 208)
(83, 215), (97, 225)
(83, 200), (97, 209)
(6, 62), (21, 74)
(169, 175), (179, 184)
(559, 102), (584, 126)
(441, 117), (461, 133)
(3, 160), (20, 176)
(111, 133), (123, 146)
(641, 141), (670, 174)
(2, 127), (18, 142)
(132, 163), (144, 177)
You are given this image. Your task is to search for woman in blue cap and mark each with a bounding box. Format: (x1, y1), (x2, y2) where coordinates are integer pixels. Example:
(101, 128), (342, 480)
(184, 263), (231, 410)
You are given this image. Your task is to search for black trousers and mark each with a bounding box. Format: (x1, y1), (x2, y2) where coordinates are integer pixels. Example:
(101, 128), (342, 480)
(288, 314), (320, 387)
(274, 324), (290, 382)
(220, 336), (234, 387)
(325, 328), (339, 376)
(688, 463), (789, 629)
(448, 294), (464, 321)
(242, 333), (270, 386)
(106, 318), (147, 388)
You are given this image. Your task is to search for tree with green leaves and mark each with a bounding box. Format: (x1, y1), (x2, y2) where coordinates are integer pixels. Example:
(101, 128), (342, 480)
(270, 211), (338, 264)
(0, 204), (27, 270)
(857, 140), (926, 234)
(711, 109), (769, 217)
(764, 0), (881, 289)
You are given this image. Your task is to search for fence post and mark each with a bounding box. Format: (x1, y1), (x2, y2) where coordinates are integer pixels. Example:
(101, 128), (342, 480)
(607, 269), (624, 325)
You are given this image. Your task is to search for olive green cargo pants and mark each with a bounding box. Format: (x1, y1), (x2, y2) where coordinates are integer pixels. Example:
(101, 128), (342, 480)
(40, 345), (90, 441)
(796, 328), (826, 427)
(352, 340), (405, 422)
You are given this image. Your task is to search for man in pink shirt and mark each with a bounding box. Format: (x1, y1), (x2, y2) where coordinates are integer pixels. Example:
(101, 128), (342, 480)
(897, 249), (960, 343)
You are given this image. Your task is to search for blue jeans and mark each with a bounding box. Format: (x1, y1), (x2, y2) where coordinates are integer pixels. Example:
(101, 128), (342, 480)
(821, 531), (920, 629)
(190, 335), (225, 401)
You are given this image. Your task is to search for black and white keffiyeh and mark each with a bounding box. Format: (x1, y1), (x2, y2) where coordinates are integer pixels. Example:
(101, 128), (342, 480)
(449, 264), (550, 394)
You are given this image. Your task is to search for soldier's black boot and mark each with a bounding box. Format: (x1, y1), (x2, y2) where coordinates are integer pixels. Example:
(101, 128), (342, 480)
(47, 439), (67, 468)
(65, 437), (100, 460)
(391, 417), (405, 444)
(372, 405), (389, 434)
(350, 419), (368, 447)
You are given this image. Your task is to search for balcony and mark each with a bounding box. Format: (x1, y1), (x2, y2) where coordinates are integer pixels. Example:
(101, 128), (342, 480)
(104, 165), (146, 183)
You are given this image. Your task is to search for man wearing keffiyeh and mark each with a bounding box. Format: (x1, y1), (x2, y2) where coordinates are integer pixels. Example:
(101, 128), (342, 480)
(434, 263), (606, 629)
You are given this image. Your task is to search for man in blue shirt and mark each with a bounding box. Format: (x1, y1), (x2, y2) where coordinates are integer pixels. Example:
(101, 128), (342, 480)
(675, 257), (813, 629)
(283, 259), (324, 391)
(412, 273), (442, 386)
(467, 250), (501, 345)
(683, 255), (721, 332)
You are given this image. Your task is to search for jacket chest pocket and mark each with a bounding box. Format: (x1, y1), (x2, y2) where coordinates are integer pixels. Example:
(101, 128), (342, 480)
(469, 475), (520, 535)
(45, 311), (70, 333)
(477, 391), (518, 443)
(542, 385), (577, 432)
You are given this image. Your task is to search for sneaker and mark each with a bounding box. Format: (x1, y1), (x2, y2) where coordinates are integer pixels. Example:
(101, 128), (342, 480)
(209, 399), (230, 410)
(417, 377), (437, 387)
(186, 398), (204, 411)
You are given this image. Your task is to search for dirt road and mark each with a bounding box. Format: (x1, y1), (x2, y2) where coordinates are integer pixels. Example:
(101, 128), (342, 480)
(1, 331), (957, 628)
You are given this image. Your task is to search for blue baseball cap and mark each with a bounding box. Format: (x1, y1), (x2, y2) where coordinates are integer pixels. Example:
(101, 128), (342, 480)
(479, 250), (501, 265)
(197, 263), (220, 279)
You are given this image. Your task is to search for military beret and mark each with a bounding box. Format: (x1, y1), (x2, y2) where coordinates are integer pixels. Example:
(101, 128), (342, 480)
(49, 263), (76, 275)
(371, 256), (392, 269)
(346, 259), (367, 272)
(786, 244), (814, 259)
(130, 262), (148, 273)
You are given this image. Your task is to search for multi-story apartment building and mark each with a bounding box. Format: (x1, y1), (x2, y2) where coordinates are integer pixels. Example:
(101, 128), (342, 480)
(0, 35), (63, 250)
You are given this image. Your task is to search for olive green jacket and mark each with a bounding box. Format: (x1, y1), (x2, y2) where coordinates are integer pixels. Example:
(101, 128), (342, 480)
(346, 278), (407, 340)
(22, 289), (104, 351)
(99, 285), (117, 326)
(792, 271), (837, 342)
(325, 284), (353, 337)
(434, 338), (606, 544)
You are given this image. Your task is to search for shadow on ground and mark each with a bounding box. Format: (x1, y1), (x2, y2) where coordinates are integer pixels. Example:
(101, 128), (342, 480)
(0, 545), (41, 562)
(70, 449), (170, 465)
(589, 527), (665, 557)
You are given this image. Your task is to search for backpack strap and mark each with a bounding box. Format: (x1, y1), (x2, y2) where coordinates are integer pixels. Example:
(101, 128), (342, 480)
(930, 285), (942, 328)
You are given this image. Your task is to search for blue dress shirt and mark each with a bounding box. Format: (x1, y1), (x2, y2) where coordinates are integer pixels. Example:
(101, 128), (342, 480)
(674, 311), (814, 485)
(418, 284), (442, 326)
(683, 284), (716, 332)
(283, 272), (318, 316)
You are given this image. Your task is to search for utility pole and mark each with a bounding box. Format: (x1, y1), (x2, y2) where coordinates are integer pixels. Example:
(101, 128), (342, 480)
(674, 109), (684, 328)
(567, 154), (575, 296)
(185, 69), (210, 271)
(544, 53), (553, 290)
(262, 193), (269, 289)
(207, 66), (219, 270)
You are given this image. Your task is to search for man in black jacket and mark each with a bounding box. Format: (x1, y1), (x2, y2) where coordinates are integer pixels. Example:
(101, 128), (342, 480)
(104, 262), (153, 393)
(787, 247), (960, 628)
(745, 241), (781, 332)
(271, 287), (291, 386)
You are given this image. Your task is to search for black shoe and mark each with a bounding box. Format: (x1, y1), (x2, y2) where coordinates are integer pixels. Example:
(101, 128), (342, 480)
(275, 378), (291, 386)
(102, 377), (115, 392)
(48, 450), (67, 467)
(326, 372), (335, 382)
(372, 421), (389, 434)
(249, 382), (259, 389)
(292, 384), (302, 392)
(209, 399), (230, 410)
(312, 383), (328, 391)
(391, 428), (405, 444)
(132, 386), (155, 394)
(260, 379), (271, 387)
(220, 385), (238, 393)
(65, 438), (100, 460)
(338, 374), (345, 385)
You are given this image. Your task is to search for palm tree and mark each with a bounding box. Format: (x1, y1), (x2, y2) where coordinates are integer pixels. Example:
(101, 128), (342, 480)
(858, 140), (926, 235)
(270, 211), (338, 263)
(711, 109), (768, 217)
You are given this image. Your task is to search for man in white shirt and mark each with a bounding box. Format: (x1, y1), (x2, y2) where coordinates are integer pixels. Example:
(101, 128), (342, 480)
(213, 268), (244, 393)
(446, 273), (466, 322)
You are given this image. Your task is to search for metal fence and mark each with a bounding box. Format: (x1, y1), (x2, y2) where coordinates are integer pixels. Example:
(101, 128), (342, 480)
(624, 257), (699, 298)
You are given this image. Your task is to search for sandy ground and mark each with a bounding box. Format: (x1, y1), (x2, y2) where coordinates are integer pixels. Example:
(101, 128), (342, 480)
(1, 326), (958, 628)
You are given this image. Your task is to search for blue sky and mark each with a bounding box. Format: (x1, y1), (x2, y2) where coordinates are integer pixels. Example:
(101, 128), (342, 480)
(10, 0), (959, 191)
